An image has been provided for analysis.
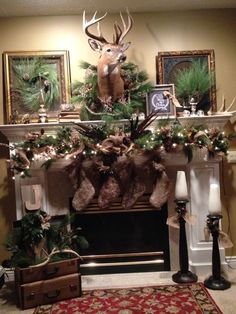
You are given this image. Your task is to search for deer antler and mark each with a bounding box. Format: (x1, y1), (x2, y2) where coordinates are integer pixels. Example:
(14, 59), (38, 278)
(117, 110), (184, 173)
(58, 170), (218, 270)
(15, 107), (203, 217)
(83, 11), (108, 43)
(114, 8), (133, 44)
(218, 94), (236, 113)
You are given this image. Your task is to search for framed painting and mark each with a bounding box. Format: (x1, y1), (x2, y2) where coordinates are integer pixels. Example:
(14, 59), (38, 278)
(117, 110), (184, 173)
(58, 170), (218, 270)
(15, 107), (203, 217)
(3, 50), (71, 124)
(156, 50), (216, 112)
(146, 84), (176, 116)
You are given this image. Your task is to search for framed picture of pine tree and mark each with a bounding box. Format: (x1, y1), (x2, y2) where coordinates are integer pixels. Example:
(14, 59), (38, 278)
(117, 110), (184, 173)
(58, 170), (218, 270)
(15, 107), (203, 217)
(156, 50), (216, 113)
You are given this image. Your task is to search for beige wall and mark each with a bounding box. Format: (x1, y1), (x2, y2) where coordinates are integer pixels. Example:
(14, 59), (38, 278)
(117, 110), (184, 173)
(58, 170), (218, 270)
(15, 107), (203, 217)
(0, 9), (236, 261)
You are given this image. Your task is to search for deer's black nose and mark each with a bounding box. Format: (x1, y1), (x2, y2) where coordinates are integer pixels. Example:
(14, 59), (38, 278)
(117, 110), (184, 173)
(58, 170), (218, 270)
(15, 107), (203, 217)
(120, 55), (126, 62)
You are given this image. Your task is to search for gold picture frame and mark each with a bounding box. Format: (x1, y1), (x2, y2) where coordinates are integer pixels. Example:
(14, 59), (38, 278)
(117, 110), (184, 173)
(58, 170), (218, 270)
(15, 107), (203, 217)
(156, 49), (216, 112)
(3, 50), (71, 123)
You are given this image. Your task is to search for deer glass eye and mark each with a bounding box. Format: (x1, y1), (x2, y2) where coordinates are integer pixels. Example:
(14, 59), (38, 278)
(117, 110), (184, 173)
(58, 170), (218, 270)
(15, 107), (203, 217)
(106, 48), (112, 52)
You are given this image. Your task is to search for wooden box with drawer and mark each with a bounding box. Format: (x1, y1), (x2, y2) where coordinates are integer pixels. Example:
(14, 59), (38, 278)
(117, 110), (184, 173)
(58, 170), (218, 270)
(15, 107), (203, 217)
(15, 258), (81, 309)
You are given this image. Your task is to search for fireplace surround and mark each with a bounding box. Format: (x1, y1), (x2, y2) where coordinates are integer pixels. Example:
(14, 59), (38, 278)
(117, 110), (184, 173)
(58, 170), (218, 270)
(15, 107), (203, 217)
(0, 114), (231, 276)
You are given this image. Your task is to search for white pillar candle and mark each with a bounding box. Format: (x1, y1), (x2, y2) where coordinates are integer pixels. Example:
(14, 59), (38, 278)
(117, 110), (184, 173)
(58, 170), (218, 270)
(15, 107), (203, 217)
(175, 171), (188, 200)
(208, 183), (221, 215)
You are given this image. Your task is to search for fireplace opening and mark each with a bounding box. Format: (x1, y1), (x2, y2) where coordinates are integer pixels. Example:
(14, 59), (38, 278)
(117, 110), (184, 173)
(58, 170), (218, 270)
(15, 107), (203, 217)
(71, 196), (170, 275)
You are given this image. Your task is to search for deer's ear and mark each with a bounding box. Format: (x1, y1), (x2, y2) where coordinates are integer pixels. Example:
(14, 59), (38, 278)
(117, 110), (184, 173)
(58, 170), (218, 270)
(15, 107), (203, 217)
(121, 42), (131, 52)
(88, 39), (102, 52)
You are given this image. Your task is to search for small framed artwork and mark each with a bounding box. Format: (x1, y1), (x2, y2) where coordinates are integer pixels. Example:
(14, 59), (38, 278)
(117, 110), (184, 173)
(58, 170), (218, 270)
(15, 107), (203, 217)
(3, 50), (71, 123)
(146, 84), (176, 116)
(156, 49), (216, 112)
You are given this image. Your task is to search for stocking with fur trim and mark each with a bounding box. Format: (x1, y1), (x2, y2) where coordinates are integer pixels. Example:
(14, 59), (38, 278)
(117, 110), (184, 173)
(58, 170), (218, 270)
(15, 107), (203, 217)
(149, 163), (170, 209)
(72, 170), (95, 211)
(98, 175), (121, 209)
(122, 152), (157, 209)
(122, 176), (146, 209)
(112, 155), (133, 194)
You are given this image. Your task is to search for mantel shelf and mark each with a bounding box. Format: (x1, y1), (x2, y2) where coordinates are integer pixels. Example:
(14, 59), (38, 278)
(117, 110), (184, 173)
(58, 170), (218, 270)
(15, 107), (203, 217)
(0, 113), (232, 143)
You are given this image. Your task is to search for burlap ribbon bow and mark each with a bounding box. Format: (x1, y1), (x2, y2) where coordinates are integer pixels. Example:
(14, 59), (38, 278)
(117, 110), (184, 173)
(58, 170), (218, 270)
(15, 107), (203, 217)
(204, 227), (233, 248)
(167, 213), (197, 229)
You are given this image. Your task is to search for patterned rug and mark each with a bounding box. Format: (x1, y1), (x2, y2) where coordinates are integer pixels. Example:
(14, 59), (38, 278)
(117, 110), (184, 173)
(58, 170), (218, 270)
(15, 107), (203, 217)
(33, 282), (222, 314)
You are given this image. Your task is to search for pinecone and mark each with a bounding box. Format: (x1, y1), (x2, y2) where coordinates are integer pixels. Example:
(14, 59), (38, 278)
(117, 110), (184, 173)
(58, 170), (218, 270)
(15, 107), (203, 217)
(163, 137), (173, 152)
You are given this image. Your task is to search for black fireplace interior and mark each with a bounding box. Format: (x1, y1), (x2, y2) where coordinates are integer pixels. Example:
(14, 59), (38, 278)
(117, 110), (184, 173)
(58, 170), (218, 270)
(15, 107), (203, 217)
(71, 199), (170, 275)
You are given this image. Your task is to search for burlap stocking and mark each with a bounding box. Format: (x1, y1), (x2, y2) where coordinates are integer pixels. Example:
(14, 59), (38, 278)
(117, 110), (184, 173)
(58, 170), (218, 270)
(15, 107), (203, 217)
(72, 170), (95, 211)
(122, 176), (146, 209)
(149, 166), (170, 209)
(98, 175), (121, 209)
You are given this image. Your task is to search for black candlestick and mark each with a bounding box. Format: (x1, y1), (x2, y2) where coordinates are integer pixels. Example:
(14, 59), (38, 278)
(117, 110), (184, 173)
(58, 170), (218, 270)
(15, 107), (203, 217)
(172, 200), (198, 283)
(204, 214), (231, 290)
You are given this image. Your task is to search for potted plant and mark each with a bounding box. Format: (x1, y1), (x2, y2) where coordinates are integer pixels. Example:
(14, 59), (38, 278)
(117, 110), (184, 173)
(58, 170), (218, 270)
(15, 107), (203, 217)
(4, 211), (89, 309)
(174, 60), (214, 113)
(4, 210), (88, 268)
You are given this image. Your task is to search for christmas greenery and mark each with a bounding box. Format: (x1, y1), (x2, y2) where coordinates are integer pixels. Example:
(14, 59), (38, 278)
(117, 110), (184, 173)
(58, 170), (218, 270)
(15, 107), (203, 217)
(4, 211), (88, 268)
(71, 61), (153, 121)
(11, 57), (60, 113)
(175, 60), (214, 104)
(6, 115), (233, 178)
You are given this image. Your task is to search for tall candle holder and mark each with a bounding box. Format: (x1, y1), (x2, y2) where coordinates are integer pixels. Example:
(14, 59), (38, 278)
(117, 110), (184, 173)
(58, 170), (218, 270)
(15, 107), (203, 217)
(172, 200), (198, 283)
(38, 75), (48, 123)
(204, 214), (231, 290)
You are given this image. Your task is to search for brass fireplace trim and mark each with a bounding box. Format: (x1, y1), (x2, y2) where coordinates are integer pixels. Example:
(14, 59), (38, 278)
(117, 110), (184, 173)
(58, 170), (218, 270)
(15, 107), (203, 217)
(82, 251), (163, 260)
(81, 252), (165, 268)
(81, 259), (164, 268)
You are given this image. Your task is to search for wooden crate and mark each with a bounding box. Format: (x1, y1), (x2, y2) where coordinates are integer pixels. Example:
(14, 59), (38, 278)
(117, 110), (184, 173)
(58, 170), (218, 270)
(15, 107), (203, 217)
(15, 258), (81, 309)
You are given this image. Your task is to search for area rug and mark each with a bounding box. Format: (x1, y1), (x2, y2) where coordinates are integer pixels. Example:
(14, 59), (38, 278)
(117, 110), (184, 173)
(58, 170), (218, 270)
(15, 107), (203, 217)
(33, 282), (222, 314)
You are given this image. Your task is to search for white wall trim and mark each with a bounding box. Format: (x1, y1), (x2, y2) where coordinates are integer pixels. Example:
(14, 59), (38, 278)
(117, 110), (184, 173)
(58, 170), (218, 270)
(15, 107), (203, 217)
(226, 256), (236, 268)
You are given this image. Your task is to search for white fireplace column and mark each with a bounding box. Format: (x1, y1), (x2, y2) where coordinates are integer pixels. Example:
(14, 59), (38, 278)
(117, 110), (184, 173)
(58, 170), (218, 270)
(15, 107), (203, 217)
(158, 148), (226, 277)
(186, 160), (226, 276)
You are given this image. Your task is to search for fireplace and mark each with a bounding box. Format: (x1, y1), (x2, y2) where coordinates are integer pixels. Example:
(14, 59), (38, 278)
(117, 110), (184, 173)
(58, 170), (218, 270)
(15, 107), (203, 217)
(70, 197), (170, 274)
(0, 114), (231, 277)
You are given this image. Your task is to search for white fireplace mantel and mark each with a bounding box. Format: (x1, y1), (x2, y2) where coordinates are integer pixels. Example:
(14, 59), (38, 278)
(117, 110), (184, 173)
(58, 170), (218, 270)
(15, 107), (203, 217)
(0, 113), (232, 143)
(0, 113), (231, 277)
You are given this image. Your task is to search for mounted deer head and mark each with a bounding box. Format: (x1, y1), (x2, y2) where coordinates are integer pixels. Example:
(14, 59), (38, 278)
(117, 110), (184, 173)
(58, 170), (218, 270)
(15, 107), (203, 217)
(83, 9), (133, 106)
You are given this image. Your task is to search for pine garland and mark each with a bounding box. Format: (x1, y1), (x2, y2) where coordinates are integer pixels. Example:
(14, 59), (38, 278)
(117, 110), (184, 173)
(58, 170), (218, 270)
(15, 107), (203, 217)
(6, 116), (233, 178)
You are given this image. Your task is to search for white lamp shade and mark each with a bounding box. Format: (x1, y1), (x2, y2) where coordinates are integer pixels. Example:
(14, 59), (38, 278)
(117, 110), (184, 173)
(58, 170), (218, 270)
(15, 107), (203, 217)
(175, 171), (188, 200)
(208, 183), (221, 215)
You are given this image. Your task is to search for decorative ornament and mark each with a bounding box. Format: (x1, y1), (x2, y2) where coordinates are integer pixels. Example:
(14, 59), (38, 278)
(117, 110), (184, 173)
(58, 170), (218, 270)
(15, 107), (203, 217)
(22, 73), (30, 81)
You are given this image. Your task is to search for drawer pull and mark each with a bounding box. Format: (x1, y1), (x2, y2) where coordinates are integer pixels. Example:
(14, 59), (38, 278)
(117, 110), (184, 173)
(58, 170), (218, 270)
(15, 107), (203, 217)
(27, 292), (36, 300)
(69, 284), (77, 291)
(45, 290), (60, 299)
(44, 267), (59, 276)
